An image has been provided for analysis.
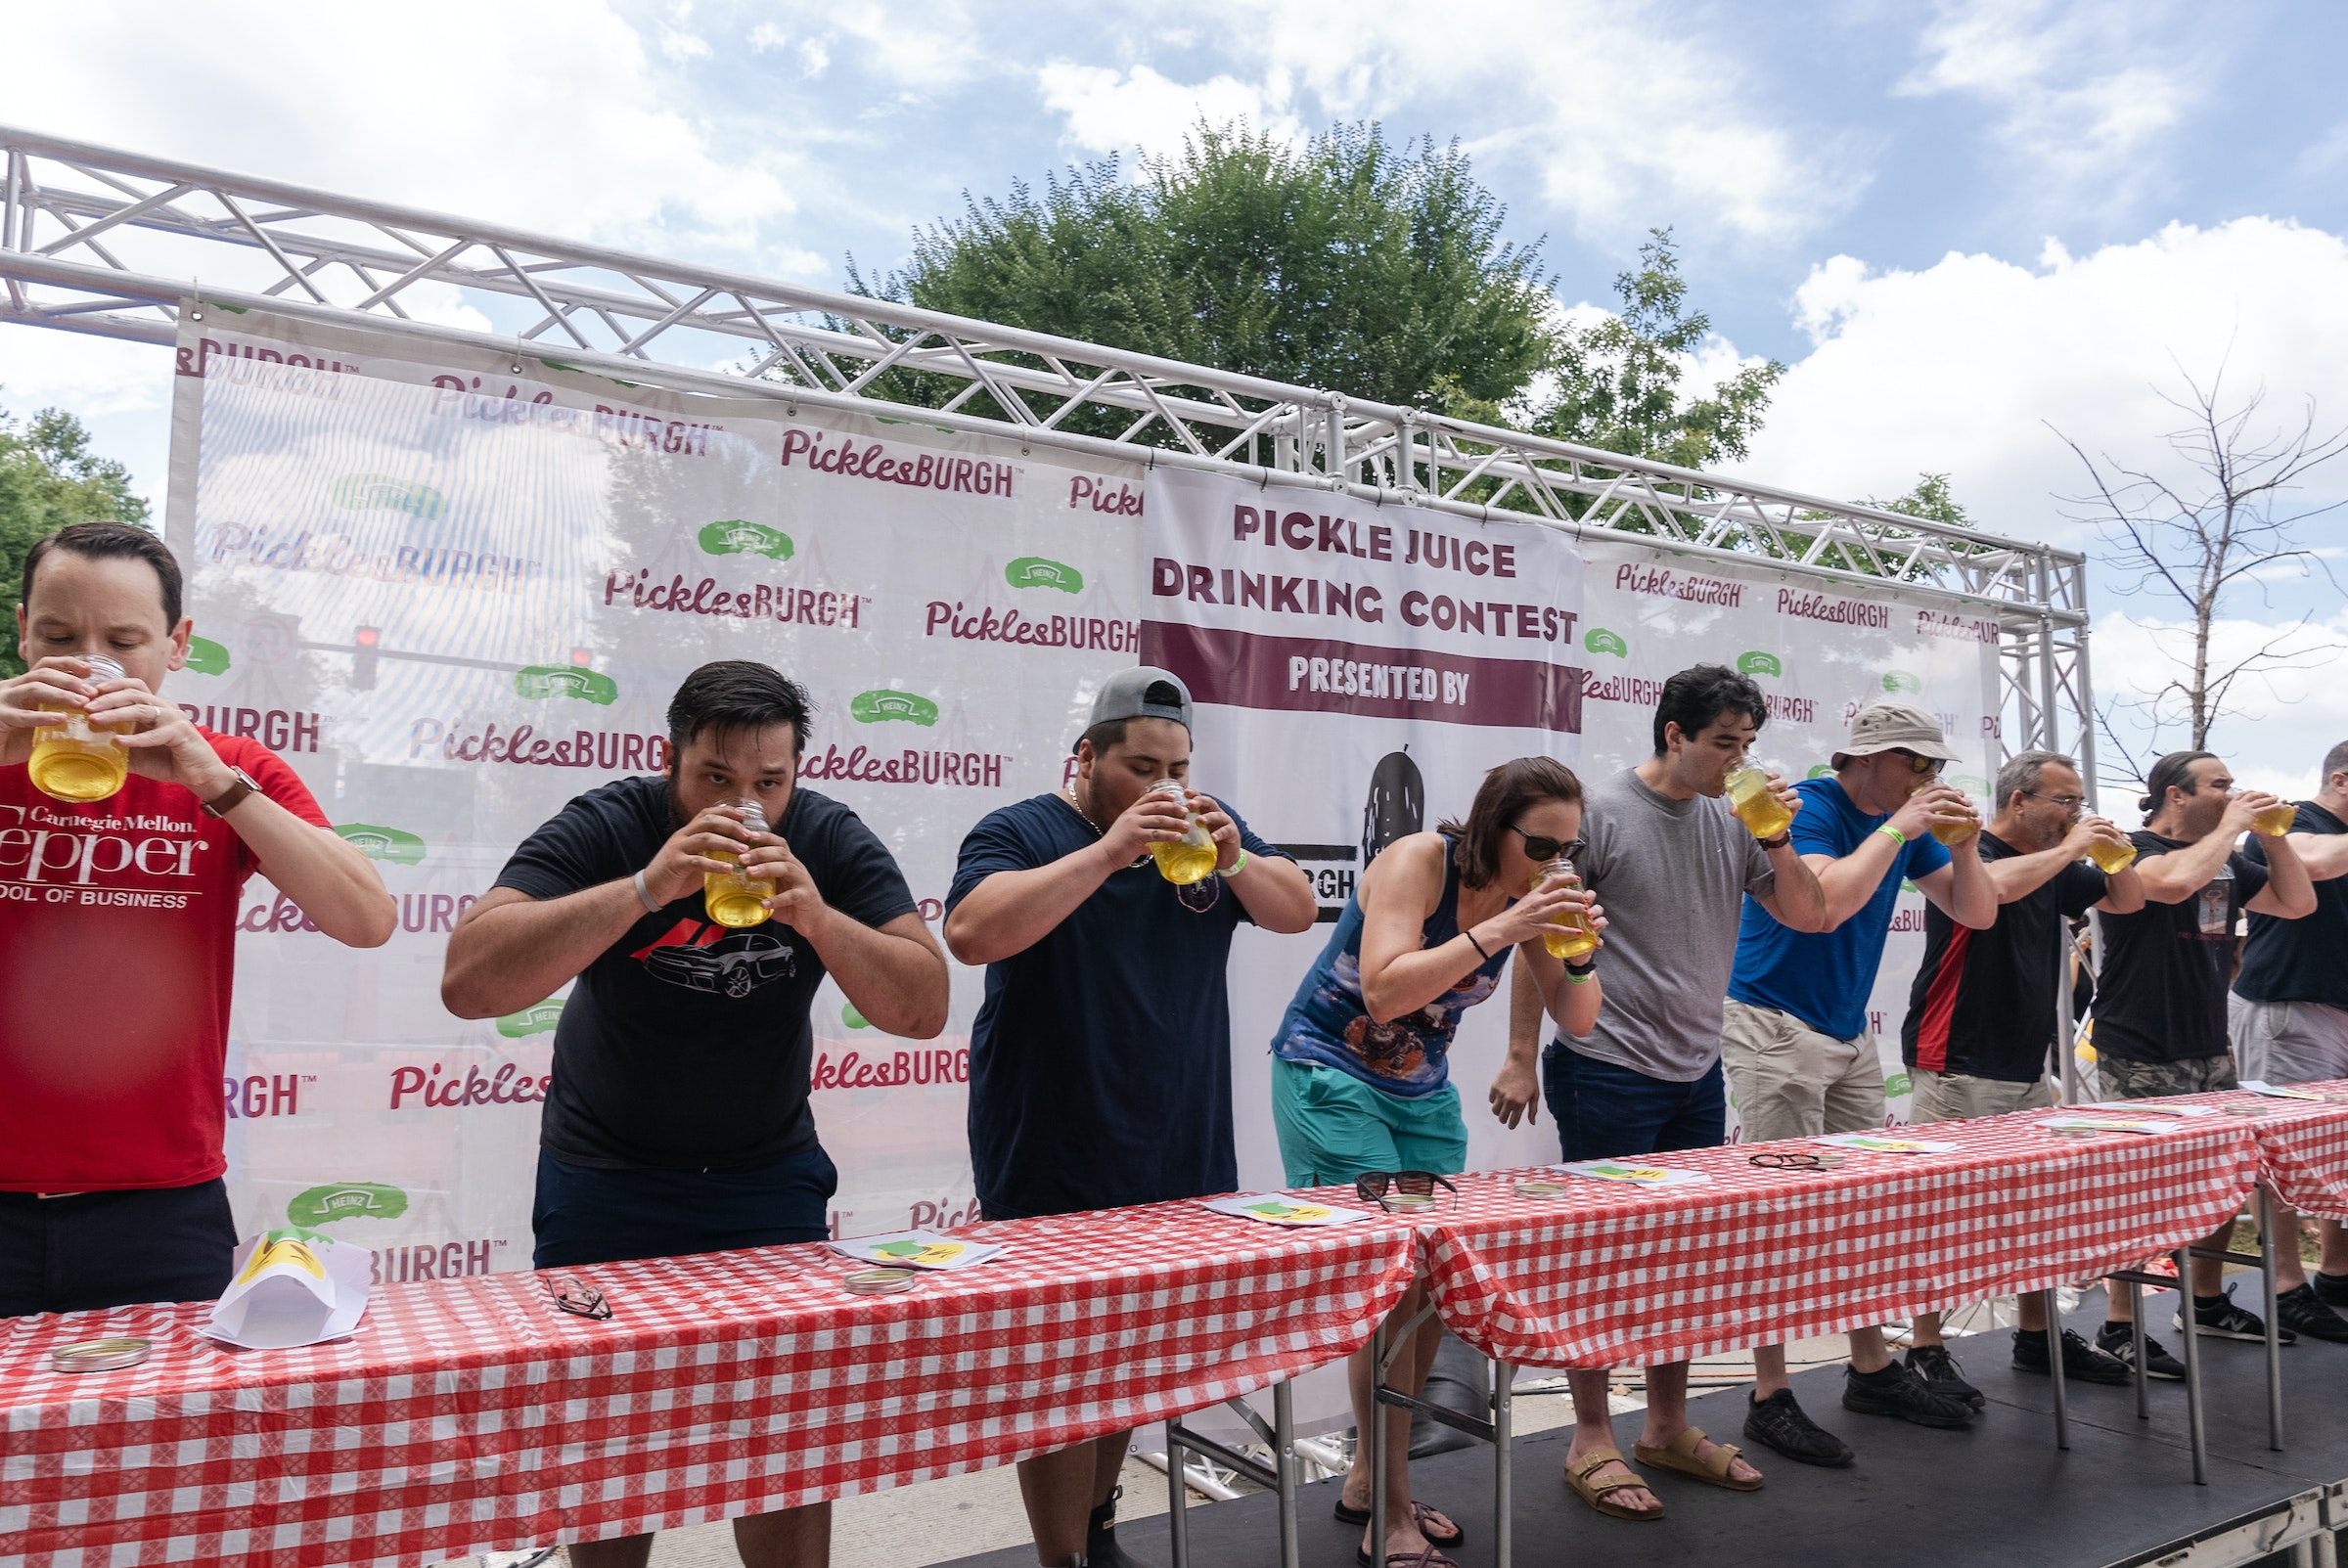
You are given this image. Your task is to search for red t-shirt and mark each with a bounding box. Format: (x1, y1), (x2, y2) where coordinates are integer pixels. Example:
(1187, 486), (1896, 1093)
(0, 732), (327, 1190)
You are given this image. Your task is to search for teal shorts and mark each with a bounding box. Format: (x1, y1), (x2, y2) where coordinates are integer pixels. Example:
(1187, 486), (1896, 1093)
(1271, 1056), (1468, 1187)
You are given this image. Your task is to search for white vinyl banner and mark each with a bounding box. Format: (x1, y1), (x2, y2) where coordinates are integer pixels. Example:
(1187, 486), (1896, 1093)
(167, 310), (1148, 1279)
(1141, 470), (2006, 1184)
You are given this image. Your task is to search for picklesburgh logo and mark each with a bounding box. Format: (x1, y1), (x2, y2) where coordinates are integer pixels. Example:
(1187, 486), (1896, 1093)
(630, 916), (797, 998)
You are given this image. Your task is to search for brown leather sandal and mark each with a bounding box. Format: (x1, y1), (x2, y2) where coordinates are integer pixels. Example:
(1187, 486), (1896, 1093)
(1565, 1448), (1663, 1521)
(1633, 1425), (1764, 1491)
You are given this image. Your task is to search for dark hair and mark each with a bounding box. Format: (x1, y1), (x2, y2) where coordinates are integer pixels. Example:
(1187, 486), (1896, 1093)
(1652, 664), (1767, 756)
(22, 521), (184, 628)
(1437, 756), (1583, 889)
(2323, 739), (2348, 788)
(1995, 749), (2076, 813)
(665, 661), (815, 760)
(2138, 750), (2217, 822)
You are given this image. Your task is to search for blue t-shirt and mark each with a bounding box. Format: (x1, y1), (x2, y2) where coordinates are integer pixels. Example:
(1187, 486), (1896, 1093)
(1729, 776), (1951, 1041)
(1271, 833), (1511, 1098)
(947, 792), (1286, 1220)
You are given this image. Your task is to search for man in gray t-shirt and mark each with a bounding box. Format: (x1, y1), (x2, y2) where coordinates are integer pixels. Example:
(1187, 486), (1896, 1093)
(1492, 666), (1828, 1519)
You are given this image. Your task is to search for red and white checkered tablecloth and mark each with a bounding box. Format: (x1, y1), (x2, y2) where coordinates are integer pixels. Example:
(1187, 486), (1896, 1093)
(2230, 1082), (2348, 1220)
(0, 1202), (1419, 1568)
(1418, 1110), (2267, 1369)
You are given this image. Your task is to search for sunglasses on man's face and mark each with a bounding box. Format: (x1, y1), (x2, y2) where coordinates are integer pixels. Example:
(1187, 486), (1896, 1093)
(1354, 1171), (1459, 1211)
(1889, 750), (1947, 778)
(1510, 824), (1586, 863)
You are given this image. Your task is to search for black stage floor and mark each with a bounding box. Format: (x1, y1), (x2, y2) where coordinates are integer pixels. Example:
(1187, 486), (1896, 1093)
(945, 1277), (2347, 1568)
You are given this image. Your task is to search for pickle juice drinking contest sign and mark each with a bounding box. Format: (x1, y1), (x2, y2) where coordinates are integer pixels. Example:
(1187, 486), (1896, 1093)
(167, 309), (1148, 1275)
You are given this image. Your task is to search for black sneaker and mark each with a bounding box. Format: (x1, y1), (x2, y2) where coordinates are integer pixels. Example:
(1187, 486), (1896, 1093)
(2096, 1321), (2187, 1380)
(1841, 1361), (1975, 1428)
(1743, 1387), (1855, 1466)
(2177, 1285), (2296, 1345)
(2012, 1327), (2134, 1385)
(2313, 1271), (2348, 1309)
(1906, 1344), (1985, 1411)
(2277, 1284), (2348, 1344)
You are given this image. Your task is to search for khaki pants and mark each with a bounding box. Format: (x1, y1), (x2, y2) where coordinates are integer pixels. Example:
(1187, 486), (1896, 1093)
(1721, 999), (1886, 1142)
(1908, 1067), (2053, 1125)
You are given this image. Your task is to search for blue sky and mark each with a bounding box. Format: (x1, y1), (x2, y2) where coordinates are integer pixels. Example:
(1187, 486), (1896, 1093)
(6, 0), (2348, 792)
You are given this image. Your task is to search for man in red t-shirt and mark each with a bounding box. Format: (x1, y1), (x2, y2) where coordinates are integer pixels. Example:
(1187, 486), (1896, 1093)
(0, 521), (394, 1317)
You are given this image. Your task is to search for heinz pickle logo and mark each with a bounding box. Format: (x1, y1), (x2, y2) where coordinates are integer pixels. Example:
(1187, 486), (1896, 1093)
(497, 1000), (564, 1038)
(331, 473), (445, 520)
(1884, 1072), (1914, 1099)
(851, 690), (939, 727)
(1006, 557), (1084, 595)
(335, 824), (425, 865)
(699, 519), (794, 560)
(1584, 628), (1629, 658)
(515, 665), (619, 705)
(1737, 650), (1782, 678)
(842, 1002), (871, 1029)
(1808, 763), (1834, 779)
(288, 1182), (409, 1227)
(1951, 775), (1990, 795)
(1881, 670), (1923, 694)
(185, 636), (231, 676)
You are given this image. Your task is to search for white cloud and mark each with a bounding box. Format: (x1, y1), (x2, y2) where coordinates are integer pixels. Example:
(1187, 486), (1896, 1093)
(1898, 0), (2197, 202)
(2090, 606), (2348, 795)
(747, 22), (790, 52)
(1030, 1), (1862, 246)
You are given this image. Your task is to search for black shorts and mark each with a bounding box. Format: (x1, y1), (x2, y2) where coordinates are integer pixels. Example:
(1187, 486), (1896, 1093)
(0, 1179), (238, 1318)
(531, 1144), (838, 1270)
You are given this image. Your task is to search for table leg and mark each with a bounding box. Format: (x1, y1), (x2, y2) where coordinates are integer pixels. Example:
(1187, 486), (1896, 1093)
(2261, 1187), (2285, 1452)
(2178, 1247), (2208, 1485)
(2129, 1279), (2147, 1422)
(1493, 1360), (1513, 1568)
(2043, 1287), (2069, 1450)
(1370, 1316), (1387, 1568)
(1274, 1380), (1298, 1568)
(1165, 1418), (1189, 1568)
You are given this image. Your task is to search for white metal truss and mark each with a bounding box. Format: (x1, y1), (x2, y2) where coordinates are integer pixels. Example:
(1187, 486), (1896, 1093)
(0, 122), (2090, 762)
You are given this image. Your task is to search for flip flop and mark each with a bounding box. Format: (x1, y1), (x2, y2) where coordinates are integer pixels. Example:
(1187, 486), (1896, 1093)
(1633, 1425), (1764, 1492)
(1332, 1497), (1464, 1547)
(1565, 1447), (1663, 1521)
(1354, 1546), (1461, 1568)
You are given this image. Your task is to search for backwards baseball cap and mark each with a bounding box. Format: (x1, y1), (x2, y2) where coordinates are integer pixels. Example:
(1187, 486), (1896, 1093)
(1074, 666), (1194, 753)
(1831, 700), (1963, 769)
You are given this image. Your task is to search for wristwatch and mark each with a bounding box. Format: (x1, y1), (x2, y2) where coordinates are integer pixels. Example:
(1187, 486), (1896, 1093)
(200, 767), (260, 819)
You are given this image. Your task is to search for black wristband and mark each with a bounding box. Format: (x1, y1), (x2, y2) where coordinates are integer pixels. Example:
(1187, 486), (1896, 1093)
(1465, 927), (1492, 961)
(1564, 955), (1597, 976)
(1759, 831), (1792, 851)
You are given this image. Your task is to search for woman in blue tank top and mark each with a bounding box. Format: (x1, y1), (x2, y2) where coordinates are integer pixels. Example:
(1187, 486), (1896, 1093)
(1272, 756), (1604, 1568)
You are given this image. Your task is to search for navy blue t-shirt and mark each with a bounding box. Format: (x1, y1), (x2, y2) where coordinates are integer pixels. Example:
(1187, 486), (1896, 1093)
(947, 791), (1286, 1220)
(2237, 802), (2348, 1008)
(1730, 775), (1952, 1040)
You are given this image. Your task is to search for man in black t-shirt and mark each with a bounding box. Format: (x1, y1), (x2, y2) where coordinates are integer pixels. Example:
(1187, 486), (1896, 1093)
(2090, 750), (2316, 1374)
(945, 667), (1316, 1568)
(1899, 750), (2143, 1384)
(2233, 740), (2348, 1335)
(444, 661), (949, 1568)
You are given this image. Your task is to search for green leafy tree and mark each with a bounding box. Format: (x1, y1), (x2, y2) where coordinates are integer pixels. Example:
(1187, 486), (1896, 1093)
(1873, 472), (1969, 527)
(850, 122), (1556, 428)
(1, 401), (152, 677)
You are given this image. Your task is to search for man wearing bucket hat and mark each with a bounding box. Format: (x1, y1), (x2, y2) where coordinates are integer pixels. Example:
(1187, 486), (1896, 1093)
(1724, 700), (1996, 1463)
(946, 667), (1316, 1568)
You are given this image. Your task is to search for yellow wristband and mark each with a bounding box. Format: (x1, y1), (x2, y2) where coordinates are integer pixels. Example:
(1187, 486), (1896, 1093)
(1874, 825), (1906, 847)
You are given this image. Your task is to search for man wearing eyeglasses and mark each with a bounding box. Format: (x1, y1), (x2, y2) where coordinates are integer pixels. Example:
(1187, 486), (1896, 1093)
(1723, 700), (1996, 1462)
(1896, 750), (2143, 1386)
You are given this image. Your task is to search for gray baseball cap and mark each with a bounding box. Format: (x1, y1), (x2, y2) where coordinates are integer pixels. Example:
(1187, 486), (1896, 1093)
(1833, 700), (1963, 766)
(1075, 666), (1194, 752)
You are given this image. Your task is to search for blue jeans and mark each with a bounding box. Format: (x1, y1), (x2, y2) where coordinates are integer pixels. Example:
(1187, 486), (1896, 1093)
(1542, 1044), (1726, 1162)
(532, 1143), (837, 1269)
(0, 1180), (237, 1317)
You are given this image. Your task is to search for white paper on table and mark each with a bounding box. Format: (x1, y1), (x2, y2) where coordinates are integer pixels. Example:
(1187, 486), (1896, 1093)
(2239, 1080), (2334, 1101)
(1554, 1159), (1713, 1188)
(2036, 1116), (2171, 1137)
(1810, 1133), (1960, 1154)
(2080, 1100), (2217, 1117)
(206, 1229), (373, 1350)
(1199, 1193), (1377, 1227)
(827, 1230), (1006, 1270)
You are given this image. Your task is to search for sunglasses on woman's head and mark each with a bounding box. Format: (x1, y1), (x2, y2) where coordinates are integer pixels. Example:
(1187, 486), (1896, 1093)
(1509, 824), (1585, 862)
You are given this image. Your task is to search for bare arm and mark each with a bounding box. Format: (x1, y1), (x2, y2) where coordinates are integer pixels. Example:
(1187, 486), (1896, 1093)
(2135, 794), (2264, 903)
(1490, 956), (1548, 1128)
(1186, 791), (1319, 934)
(2246, 829), (2318, 918)
(1752, 840), (1828, 931)
(1914, 837), (1996, 929)
(1356, 834), (1587, 1022)
(943, 791), (1190, 966)
(1805, 784), (1963, 929)
(2285, 829), (2348, 881)
(746, 838), (948, 1038)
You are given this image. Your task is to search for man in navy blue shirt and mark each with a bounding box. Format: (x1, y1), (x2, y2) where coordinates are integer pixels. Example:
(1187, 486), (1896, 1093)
(946, 667), (1316, 1568)
(1724, 701), (1995, 1466)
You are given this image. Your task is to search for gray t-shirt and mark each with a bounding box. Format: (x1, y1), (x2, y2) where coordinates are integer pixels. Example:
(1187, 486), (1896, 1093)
(1566, 768), (1779, 1082)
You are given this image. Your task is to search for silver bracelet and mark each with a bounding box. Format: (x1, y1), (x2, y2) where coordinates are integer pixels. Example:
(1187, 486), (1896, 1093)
(632, 870), (663, 914)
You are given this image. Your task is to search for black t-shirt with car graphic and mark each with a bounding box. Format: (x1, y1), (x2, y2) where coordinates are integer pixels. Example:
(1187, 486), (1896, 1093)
(494, 776), (917, 1169)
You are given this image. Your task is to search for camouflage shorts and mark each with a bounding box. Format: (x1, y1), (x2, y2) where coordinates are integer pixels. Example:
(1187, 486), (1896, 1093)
(2097, 1053), (2238, 1100)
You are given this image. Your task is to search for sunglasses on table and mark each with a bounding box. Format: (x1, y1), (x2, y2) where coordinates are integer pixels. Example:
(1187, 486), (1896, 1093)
(544, 1275), (612, 1320)
(1354, 1171), (1460, 1211)
(1748, 1151), (1841, 1171)
(1509, 824), (1586, 863)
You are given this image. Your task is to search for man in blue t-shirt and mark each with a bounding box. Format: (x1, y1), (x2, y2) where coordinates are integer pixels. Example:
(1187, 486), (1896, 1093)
(945, 666), (1316, 1568)
(1723, 701), (1995, 1465)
